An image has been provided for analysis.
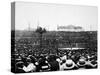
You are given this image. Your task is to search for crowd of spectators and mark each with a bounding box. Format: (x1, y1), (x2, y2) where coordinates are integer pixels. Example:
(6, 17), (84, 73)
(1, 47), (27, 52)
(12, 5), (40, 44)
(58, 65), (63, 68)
(11, 49), (97, 73)
(11, 31), (97, 73)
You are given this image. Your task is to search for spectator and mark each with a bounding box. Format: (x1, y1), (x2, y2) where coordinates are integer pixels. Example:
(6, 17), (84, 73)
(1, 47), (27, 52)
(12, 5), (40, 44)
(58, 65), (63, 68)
(23, 58), (36, 72)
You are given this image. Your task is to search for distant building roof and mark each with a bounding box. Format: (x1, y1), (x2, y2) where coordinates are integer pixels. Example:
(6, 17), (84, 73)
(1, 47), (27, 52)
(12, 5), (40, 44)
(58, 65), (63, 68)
(57, 25), (84, 31)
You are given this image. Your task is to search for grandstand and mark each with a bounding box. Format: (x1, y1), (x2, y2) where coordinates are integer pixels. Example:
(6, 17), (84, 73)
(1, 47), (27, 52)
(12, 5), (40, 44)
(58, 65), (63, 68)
(13, 30), (97, 55)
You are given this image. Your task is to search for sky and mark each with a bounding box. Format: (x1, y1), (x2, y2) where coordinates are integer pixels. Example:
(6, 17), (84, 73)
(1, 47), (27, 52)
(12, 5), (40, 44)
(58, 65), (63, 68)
(15, 2), (98, 31)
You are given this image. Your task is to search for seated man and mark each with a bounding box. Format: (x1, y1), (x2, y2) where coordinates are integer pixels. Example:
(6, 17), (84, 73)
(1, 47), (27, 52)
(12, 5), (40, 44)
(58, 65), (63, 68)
(23, 58), (36, 72)
(15, 61), (25, 73)
(90, 60), (97, 68)
(85, 56), (97, 69)
(77, 57), (86, 68)
(49, 59), (60, 71)
(36, 56), (50, 72)
(28, 55), (37, 64)
(60, 59), (77, 70)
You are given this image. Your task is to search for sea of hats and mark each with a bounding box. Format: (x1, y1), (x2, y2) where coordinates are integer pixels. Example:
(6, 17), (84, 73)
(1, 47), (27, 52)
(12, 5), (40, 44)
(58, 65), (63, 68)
(11, 31), (97, 73)
(11, 50), (97, 73)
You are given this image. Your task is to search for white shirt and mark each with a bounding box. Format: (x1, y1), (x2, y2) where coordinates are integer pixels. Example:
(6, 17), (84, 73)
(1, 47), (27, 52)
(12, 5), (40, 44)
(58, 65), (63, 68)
(23, 63), (36, 72)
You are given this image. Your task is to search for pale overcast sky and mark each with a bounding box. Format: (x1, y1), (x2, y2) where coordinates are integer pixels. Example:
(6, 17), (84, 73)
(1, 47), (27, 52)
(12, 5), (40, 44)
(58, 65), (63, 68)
(15, 2), (98, 31)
